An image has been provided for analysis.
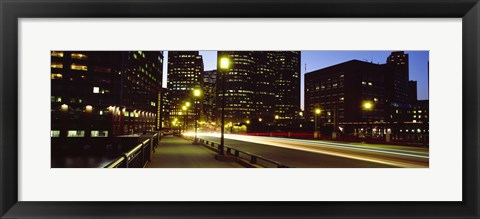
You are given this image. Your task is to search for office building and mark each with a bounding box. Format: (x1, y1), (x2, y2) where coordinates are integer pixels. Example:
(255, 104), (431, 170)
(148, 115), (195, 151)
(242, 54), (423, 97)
(167, 51), (204, 130)
(50, 51), (163, 138)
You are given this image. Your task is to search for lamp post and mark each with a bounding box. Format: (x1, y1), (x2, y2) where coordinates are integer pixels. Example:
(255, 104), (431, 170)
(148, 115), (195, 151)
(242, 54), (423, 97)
(193, 88), (201, 144)
(314, 108), (321, 131)
(219, 56), (230, 155)
(362, 101), (374, 137)
(314, 108), (321, 139)
(182, 105), (187, 133)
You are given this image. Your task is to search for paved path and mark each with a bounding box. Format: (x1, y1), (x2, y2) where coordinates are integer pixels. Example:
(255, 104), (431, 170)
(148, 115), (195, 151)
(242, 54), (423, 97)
(145, 135), (242, 168)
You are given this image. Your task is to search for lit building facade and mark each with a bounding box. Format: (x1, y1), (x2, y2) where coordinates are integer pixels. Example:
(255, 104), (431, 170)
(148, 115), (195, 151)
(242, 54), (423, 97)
(305, 60), (387, 134)
(167, 51), (204, 130)
(216, 51), (301, 130)
(50, 51), (163, 139)
(304, 51), (428, 143)
(216, 51), (257, 124)
(272, 51), (301, 127)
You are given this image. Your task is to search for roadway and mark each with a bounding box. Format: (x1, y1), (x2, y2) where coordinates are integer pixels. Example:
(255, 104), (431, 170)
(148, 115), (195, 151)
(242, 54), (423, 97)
(193, 133), (429, 168)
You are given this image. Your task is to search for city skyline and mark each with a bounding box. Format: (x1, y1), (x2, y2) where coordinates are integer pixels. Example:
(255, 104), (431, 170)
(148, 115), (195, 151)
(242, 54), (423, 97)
(161, 51), (429, 110)
(51, 50), (429, 168)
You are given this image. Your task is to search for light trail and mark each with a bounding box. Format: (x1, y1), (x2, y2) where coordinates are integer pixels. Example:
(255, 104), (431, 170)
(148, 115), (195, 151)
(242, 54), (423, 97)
(194, 132), (429, 168)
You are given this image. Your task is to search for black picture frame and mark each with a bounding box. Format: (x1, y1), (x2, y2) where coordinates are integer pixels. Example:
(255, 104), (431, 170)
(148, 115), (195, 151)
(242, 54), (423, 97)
(1, 0), (479, 218)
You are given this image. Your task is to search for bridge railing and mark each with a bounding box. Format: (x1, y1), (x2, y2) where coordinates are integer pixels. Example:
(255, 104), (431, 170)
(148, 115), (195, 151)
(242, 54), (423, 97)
(195, 137), (289, 168)
(105, 133), (158, 168)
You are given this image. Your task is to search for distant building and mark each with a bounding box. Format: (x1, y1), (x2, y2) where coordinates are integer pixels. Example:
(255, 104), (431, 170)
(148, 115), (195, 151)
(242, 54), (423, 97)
(203, 70), (217, 123)
(50, 51), (163, 138)
(167, 51), (204, 131)
(159, 88), (170, 128)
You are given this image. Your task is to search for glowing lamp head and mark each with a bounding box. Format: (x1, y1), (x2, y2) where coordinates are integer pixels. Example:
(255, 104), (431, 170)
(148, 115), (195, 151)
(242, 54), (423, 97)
(182, 106), (187, 111)
(85, 105), (93, 112)
(315, 108), (321, 115)
(61, 104), (68, 111)
(220, 57), (230, 70)
(258, 118), (263, 122)
(275, 115), (279, 119)
(363, 101), (373, 110)
(193, 89), (201, 97)
(185, 102), (191, 107)
(246, 120), (250, 124)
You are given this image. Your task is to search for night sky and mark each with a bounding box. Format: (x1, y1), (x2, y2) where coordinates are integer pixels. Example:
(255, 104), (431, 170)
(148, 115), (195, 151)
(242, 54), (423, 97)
(163, 51), (429, 110)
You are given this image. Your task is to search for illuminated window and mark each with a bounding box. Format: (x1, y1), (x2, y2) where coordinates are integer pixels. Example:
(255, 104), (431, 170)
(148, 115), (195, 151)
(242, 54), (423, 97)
(51, 62), (63, 68)
(51, 51), (64, 57)
(50, 130), (61, 137)
(67, 130), (85, 137)
(71, 64), (88, 71)
(93, 87), (99, 93)
(71, 53), (88, 60)
(91, 130), (108, 137)
(51, 73), (63, 79)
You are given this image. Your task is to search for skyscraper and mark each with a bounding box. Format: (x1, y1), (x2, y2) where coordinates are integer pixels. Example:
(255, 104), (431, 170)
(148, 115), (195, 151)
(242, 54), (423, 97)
(216, 51), (256, 124)
(216, 51), (301, 129)
(272, 51), (301, 127)
(167, 51), (204, 129)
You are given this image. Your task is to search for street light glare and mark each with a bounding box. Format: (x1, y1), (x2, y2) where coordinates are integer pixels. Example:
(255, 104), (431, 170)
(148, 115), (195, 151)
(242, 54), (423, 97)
(182, 106), (187, 111)
(315, 108), (321, 114)
(363, 101), (373, 110)
(220, 57), (230, 70)
(186, 102), (191, 107)
(193, 89), (201, 97)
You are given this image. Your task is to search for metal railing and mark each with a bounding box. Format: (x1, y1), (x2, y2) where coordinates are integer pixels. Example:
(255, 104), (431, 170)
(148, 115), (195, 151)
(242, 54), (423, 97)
(105, 133), (159, 168)
(195, 137), (289, 168)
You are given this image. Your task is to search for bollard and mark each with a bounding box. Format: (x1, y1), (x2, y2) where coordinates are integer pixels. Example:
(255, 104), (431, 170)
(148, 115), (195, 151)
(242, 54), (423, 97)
(250, 156), (257, 164)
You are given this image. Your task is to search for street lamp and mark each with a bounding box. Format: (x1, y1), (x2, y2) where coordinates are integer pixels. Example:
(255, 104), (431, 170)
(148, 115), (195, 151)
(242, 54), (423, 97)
(219, 56), (230, 155)
(362, 101), (373, 110)
(362, 101), (374, 137)
(182, 105), (188, 133)
(315, 108), (321, 132)
(193, 88), (202, 144)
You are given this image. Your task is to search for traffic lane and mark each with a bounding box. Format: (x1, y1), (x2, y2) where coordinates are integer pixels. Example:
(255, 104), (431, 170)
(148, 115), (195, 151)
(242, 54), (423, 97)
(249, 136), (430, 157)
(199, 136), (395, 168)
(233, 136), (429, 168)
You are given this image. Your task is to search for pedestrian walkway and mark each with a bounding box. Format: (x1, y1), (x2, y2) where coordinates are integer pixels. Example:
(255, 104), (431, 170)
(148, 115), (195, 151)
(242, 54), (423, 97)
(145, 135), (242, 168)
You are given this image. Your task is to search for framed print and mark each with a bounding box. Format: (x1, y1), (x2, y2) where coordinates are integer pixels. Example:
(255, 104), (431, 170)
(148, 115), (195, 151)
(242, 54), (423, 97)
(1, 0), (479, 218)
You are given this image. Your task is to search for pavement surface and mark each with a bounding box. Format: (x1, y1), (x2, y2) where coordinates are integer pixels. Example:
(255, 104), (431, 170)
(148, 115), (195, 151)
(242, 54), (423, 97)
(195, 133), (429, 168)
(145, 135), (242, 168)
